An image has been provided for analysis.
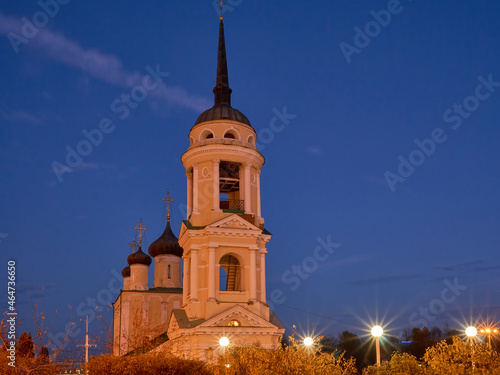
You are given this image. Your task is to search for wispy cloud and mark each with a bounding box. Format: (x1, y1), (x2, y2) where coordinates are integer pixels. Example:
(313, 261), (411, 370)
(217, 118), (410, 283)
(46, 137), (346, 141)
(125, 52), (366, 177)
(348, 273), (422, 286)
(2, 110), (41, 124)
(433, 259), (484, 272)
(0, 12), (211, 112)
(75, 162), (101, 171)
(306, 146), (323, 156)
(473, 264), (500, 272)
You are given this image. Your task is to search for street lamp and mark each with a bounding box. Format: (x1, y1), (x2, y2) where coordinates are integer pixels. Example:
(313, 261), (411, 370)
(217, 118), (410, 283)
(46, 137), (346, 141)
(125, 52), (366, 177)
(371, 325), (384, 366)
(466, 326), (477, 339)
(304, 336), (314, 347)
(219, 337), (230, 347)
(480, 327), (498, 349)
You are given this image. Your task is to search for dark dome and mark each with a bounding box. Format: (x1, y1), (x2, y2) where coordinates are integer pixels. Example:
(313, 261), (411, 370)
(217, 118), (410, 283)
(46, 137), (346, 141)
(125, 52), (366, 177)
(195, 105), (251, 127)
(148, 221), (183, 258)
(121, 266), (130, 278)
(127, 246), (152, 266)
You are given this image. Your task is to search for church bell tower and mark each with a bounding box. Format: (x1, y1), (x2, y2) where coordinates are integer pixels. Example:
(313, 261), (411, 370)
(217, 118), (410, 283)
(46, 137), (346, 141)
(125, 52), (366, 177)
(156, 12), (284, 361)
(179, 18), (271, 321)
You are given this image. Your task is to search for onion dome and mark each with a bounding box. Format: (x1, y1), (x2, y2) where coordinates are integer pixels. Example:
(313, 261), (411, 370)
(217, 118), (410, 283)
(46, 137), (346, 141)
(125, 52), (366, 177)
(194, 20), (252, 128)
(121, 266), (131, 278)
(127, 246), (152, 266)
(148, 221), (183, 258)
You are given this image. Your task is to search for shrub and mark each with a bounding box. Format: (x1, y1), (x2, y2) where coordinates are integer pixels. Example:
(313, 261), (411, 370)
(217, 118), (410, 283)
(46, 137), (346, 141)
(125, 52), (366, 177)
(363, 352), (425, 375)
(210, 345), (357, 375)
(88, 353), (211, 375)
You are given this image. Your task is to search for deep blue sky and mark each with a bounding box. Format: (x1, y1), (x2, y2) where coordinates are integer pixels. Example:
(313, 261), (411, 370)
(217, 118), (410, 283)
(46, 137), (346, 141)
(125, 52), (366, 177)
(1, 0), (500, 355)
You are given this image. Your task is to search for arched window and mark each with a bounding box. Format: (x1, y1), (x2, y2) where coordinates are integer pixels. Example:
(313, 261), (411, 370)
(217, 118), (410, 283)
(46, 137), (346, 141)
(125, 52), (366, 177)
(219, 254), (241, 291)
(200, 129), (214, 140)
(223, 129), (240, 140)
(168, 264), (171, 279)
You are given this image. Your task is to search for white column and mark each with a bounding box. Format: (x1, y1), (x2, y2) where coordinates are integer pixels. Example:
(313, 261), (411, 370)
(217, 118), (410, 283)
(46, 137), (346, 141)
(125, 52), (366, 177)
(260, 250), (267, 302)
(213, 159), (220, 211)
(182, 256), (188, 306)
(192, 163), (199, 214)
(249, 249), (257, 301)
(208, 247), (216, 301)
(190, 249), (199, 302)
(244, 163), (252, 214)
(256, 170), (262, 218)
(186, 172), (193, 218)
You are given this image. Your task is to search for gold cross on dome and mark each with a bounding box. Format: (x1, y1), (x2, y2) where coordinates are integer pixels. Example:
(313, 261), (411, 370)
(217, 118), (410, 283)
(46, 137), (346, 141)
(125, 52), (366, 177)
(128, 237), (138, 254)
(217, 0), (226, 20)
(162, 189), (174, 221)
(134, 219), (146, 245)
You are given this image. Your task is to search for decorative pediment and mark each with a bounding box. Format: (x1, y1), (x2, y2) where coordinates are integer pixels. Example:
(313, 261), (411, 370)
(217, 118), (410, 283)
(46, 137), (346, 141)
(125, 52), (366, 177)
(199, 305), (276, 330)
(208, 214), (260, 232)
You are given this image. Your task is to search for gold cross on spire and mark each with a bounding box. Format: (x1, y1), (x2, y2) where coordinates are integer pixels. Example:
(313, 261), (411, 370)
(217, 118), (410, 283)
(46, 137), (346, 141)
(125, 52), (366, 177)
(217, 0), (226, 20)
(128, 236), (138, 254)
(134, 219), (146, 246)
(162, 189), (174, 222)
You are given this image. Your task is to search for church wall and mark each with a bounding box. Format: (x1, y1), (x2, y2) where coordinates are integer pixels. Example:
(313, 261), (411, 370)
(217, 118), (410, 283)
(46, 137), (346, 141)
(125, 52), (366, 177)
(153, 255), (181, 288)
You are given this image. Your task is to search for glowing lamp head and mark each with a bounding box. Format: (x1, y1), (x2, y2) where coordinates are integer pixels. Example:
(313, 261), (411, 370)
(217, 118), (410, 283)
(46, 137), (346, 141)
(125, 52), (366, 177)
(303, 337), (314, 347)
(466, 326), (477, 337)
(219, 337), (230, 347)
(371, 325), (384, 337)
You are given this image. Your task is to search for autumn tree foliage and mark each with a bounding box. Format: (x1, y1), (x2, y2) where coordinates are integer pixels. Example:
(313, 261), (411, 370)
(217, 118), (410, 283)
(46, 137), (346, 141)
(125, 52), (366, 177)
(363, 352), (426, 375)
(88, 353), (211, 375)
(211, 338), (357, 375)
(363, 336), (500, 375)
(423, 336), (500, 375)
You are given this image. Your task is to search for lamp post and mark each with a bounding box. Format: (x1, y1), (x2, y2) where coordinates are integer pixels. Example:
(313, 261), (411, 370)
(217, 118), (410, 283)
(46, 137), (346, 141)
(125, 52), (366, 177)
(219, 337), (230, 374)
(480, 327), (498, 349)
(466, 326), (477, 372)
(371, 325), (383, 366)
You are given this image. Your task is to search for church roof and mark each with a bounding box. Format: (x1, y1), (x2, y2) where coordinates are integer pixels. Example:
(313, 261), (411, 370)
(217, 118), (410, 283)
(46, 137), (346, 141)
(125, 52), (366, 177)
(195, 105), (251, 126)
(148, 220), (183, 258)
(121, 266), (130, 278)
(171, 309), (205, 329)
(269, 311), (286, 330)
(127, 246), (152, 266)
(194, 20), (252, 128)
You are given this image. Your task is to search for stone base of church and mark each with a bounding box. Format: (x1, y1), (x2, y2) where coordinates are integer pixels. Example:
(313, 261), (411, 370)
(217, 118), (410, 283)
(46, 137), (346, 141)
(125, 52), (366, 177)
(150, 305), (285, 362)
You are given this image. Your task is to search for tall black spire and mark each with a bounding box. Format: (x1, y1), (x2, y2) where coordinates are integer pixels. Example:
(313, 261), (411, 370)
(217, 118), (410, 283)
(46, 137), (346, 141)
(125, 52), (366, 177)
(194, 19), (252, 127)
(213, 20), (232, 107)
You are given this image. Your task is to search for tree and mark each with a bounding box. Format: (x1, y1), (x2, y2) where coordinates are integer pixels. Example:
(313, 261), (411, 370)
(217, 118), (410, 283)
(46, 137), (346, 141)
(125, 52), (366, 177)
(408, 327), (432, 359)
(363, 352), (425, 375)
(211, 341), (357, 375)
(17, 332), (34, 358)
(429, 326), (443, 342)
(318, 335), (338, 354)
(338, 330), (364, 368)
(423, 336), (500, 374)
(88, 353), (211, 375)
